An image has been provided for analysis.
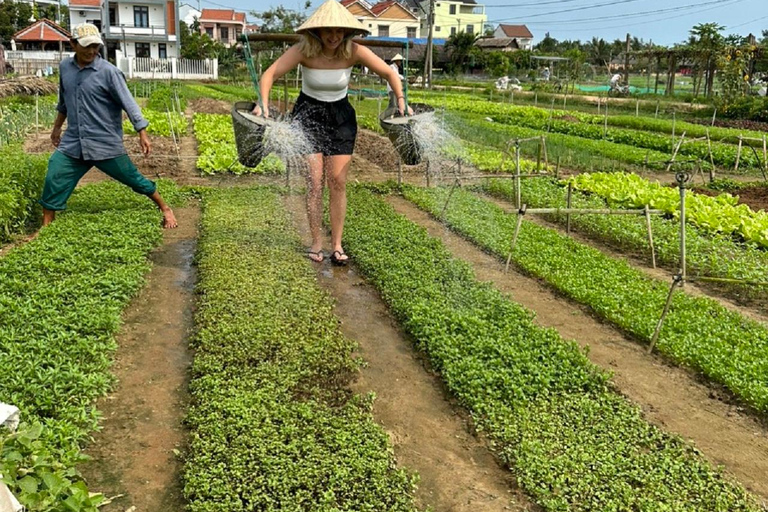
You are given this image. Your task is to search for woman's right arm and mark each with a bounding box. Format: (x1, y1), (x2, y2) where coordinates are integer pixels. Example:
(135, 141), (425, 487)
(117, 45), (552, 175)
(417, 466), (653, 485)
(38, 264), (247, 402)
(253, 45), (303, 117)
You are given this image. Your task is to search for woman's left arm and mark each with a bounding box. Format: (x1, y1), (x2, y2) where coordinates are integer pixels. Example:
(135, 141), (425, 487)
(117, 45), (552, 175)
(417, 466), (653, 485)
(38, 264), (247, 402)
(355, 44), (411, 114)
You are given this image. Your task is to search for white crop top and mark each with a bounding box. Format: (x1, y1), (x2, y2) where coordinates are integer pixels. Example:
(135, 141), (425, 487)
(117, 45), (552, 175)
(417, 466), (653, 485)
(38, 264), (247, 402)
(301, 66), (353, 102)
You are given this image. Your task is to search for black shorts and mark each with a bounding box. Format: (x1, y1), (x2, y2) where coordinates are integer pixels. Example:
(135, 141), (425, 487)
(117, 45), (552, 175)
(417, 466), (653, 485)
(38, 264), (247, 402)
(291, 92), (357, 156)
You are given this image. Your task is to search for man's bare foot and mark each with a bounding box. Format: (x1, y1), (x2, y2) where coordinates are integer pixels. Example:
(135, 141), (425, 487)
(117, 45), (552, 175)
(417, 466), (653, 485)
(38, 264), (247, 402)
(162, 209), (178, 229)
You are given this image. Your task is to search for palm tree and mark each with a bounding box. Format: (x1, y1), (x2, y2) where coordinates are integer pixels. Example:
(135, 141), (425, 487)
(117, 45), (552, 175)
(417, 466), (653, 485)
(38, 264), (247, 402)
(444, 31), (478, 75)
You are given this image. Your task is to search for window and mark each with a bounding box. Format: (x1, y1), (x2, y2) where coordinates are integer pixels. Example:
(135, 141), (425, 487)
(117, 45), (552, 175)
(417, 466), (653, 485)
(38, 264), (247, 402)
(205, 27), (213, 37)
(158, 43), (167, 58)
(378, 25), (389, 37)
(134, 6), (149, 28)
(220, 26), (229, 40)
(435, 26), (440, 32)
(135, 42), (150, 57)
(449, 4), (456, 14)
(109, 6), (116, 25)
(466, 24), (473, 34)
(407, 27), (416, 38)
(450, 27), (456, 35)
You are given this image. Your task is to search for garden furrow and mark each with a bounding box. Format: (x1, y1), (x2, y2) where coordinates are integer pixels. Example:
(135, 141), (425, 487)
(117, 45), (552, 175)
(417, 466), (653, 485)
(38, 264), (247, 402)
(184, 187), (419, 512)
(401, 184), (768, 415)
(343, 185), (762, 511)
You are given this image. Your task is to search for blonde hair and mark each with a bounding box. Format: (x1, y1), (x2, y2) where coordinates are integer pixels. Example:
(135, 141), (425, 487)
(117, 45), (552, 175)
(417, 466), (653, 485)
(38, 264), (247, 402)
(297, 31), (354, 60)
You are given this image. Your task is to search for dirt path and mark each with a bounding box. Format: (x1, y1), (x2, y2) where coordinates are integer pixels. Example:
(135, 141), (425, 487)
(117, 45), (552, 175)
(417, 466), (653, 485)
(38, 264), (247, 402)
(80, 205), (199, 512)
(285, 195), (535, 512)
(385, 194), (768, 500)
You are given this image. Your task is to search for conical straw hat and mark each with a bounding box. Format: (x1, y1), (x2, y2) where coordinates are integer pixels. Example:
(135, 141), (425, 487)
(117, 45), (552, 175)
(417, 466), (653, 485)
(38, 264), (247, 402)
(296, 0), (370, 36)
(390, 53), (403, 61)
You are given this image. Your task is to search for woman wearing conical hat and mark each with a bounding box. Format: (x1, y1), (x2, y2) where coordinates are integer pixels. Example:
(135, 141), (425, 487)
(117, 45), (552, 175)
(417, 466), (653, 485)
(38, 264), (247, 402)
(252, 0), (409, 266)
(386, 54), (404, 109)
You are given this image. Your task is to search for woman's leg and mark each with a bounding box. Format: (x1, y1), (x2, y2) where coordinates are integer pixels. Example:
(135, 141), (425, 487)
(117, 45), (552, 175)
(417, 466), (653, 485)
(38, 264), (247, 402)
(326, 154), (352, 261)
(305, 153), (325, 260)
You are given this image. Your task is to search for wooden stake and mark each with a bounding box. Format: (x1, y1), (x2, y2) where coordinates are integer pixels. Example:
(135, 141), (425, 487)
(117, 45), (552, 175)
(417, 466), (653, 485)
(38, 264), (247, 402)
(706, 129), (715, 180)
(655, 100), (659, 118)
(735, 136), (743, 173)
(665, 131), (686, 172)
(542, 136), (548, 168)
(566, 181), (573, 234)
(763, 135), (767, 177)
(636, 98), (639, 117)
(711, 108), (717, 127)
(645, 205), (656, 268)
(506, 205), (526, 272)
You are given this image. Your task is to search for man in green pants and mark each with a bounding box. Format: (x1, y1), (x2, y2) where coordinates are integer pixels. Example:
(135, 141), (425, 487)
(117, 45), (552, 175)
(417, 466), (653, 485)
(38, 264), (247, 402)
(39, 23), (178, 230)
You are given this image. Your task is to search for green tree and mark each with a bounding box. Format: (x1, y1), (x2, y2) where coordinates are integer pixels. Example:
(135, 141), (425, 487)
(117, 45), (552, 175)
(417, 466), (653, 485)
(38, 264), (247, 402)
(485, 51), (509, 77)
(535, 32), (558, 54)
(444, 31), (478, 74)
(688, 22), (725, 97)
(252, 2), (311, 34)
(586, 37), (611, 72)
(180, 20), (223, 59)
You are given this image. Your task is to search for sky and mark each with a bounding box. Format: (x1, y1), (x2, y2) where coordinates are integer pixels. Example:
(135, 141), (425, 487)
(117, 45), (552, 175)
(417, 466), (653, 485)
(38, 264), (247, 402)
(195, 0), (768, 46)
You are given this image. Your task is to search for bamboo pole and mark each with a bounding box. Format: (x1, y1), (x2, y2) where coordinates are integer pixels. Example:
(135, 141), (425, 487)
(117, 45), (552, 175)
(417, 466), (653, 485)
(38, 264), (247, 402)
(645, 205), (656, 268)
(542, 137), (549, 168)
(566, 181), (573, 234)
(523, 207), (664, 215)
(635, 98), (639, 117)
(711, 108), (717, 127)
(735, 136), (743, 173)
(763, 135), (767, 177)
(603, 97), (608, 137)
(655, 99), (659, 118)
(648, 275), (682, 353)
(515, 143), (522, 209)
(506, 204), (526, 272)
(706, 129), (715, 181)
(666, 131), (686, 172)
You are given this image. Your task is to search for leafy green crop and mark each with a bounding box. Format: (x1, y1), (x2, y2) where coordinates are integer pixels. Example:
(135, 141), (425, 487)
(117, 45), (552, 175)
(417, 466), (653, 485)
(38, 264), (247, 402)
(402, 185), (768, 413)
(185, 187), (419, 512)
(478, 177), (768, 298)
(0, 179), (183, 510)
(569, 172), (768, 248)
(123, 109), (188, 136)
(193, 113), (285, 175)
(0, 146), (48, 240)
(343, 186), (762, 511)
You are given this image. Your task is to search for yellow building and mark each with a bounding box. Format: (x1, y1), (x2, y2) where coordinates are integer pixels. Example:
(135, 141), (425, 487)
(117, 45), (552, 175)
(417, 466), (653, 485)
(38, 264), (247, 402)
(342, 0), (420, 39)
(413, 0), (486, 38)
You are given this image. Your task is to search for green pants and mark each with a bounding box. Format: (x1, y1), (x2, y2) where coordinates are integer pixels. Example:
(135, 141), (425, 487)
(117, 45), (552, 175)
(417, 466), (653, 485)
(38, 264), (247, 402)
(40, 151), (157, 211)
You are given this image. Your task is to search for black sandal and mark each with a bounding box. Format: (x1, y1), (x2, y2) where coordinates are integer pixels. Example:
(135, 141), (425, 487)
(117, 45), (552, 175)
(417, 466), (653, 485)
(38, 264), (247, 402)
(330, 250), (349, 266)
(306, 250), (324, 262)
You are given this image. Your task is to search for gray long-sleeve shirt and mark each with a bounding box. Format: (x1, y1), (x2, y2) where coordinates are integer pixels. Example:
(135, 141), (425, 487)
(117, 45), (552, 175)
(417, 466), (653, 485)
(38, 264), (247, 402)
(56, 56), (148, 161)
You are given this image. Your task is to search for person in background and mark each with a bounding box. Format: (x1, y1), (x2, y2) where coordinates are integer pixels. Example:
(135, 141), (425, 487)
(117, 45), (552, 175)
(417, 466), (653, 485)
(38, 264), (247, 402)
(38, 23), (177, 233)
(251, 0), (407, 266)
(386, 53), (404, 108)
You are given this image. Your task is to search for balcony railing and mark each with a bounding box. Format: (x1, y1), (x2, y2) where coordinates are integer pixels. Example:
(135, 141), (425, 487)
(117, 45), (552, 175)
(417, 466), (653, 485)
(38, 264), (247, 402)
(104, 24), (173, 40)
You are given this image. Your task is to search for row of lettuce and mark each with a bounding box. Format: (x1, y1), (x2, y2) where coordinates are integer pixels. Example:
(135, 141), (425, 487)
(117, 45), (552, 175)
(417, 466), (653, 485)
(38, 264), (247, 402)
(417, 93), (766, 172)
(568, 172), (768, 249)
(343, 185), (762, 511)
(0, 181), (181, 511)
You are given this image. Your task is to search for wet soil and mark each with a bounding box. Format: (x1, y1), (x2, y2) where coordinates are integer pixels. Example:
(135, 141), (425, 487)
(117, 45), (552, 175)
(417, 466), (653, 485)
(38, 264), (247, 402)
(188, 97), (231, 115)
(285, 194), (535, 512)
(385, 194), (768, 501)
(693, 183), (768, 212)
(79, 205), (198, 512)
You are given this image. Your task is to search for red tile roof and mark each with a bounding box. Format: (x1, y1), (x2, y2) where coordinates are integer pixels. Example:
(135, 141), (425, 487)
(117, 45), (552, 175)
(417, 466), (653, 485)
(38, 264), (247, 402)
(13, 18), (71, 42)
(340, 0), (356, 5)
(200, 9), (246, 23)
(68, 0), (101, 7)
(498, 24), (533, 39)
(370, 0), (396, 16)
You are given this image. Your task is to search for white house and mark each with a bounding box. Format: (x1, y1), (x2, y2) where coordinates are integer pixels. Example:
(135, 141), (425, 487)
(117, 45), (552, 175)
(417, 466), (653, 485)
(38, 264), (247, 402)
(493, 24), (533, 50)
(179, 2), (201, 27)
(69, 0), (181, 59)
(342, 0), (420, 39)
